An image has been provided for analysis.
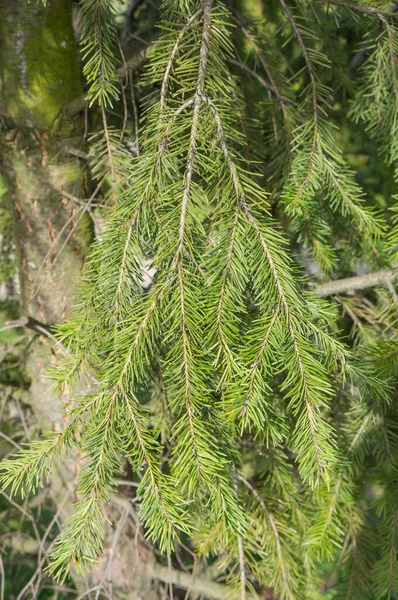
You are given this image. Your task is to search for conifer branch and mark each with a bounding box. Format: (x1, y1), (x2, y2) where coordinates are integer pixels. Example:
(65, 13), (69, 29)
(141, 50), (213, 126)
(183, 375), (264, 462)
(216, 203), (241, 370)
(176, 0), (212, 259)
(231, 15), (290, 116)
(278, 0), (318, 124)
(208, 98), (337, 483)
(80, 0), (120, 107)
(177, 266), (202, 478)
(5, 0), (398, 592)
(160, 9), (203, 112)
(240, 307), (280, 418)
(237, 474), (292, 597)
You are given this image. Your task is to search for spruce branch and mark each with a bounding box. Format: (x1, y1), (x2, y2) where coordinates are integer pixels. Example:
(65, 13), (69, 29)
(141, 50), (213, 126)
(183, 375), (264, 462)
(80, 0), (120, 107)
(159, 9), (203, 112)
(278, 0), (318, 125)
(208, 98), (339, 484)
(239, 307), (280, 419)
(237, 474), (298, 600)
(231, 14), (292, 118)
(6, 0), (398, 593)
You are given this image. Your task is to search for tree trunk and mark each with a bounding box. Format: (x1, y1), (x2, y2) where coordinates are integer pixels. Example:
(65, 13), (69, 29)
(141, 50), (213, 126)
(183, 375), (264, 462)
(0, 2), (160, 597)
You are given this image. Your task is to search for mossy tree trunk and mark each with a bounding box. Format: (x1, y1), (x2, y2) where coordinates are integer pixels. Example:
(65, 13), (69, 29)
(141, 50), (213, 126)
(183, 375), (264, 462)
(0, 2), (160, 597)
(0, 0), (89, 426)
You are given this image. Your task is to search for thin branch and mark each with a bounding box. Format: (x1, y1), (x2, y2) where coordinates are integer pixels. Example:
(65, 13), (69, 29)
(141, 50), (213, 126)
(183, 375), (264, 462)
(168, 0), (213, 480)
(101, 104), (117, 203)
(231, 14), (289, 115)
(160, 9), (202, 112)
(145, 562), (257, 600)
(208, 97), (324, 475)
(313, 268), (398, 297)
(30, 181), (103, 303)
(278, 0), (318, 124)
(233, 468), (247, 600)
(237, 474), (290, 594)
(0, 316), (54, 337)
(176, 0), (212, 258)
(216, 204), (241, 367)
(276, 0), (320, 205)
(129, 68), (140, 155)
(227, 58), (279, 95)
(315, 0), (398, 20)
(63, 147), (89, 161)
(237, 534), (247, 600)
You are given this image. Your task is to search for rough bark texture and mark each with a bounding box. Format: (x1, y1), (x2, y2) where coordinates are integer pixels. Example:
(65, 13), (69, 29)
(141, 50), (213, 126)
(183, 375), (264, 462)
(0, 2), (160, 597)
(0, 0), (89, 427)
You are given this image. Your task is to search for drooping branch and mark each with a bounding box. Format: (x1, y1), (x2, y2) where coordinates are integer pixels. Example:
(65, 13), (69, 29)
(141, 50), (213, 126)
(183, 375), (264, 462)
(230, 14), (290, 116)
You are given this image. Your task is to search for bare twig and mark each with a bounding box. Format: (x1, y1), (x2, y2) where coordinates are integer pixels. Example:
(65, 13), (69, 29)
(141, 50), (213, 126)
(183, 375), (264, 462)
(315, 0), (398, 20)
(0, 430), (22, 450)
(227, 58), (276, 94)
(30, 180), (103, 303)
(0, 554), (4, 600)
(94, 506), (130, 600)
(63, 146), (89, 161)
(145, 563), (257, 600)
(129, 68), (140, 155)
(314, 268), (398, 297)
(1, 316), (54, 337)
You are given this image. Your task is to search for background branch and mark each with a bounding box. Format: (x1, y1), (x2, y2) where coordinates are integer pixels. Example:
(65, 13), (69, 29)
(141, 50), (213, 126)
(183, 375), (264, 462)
(314, 268), (398, 296)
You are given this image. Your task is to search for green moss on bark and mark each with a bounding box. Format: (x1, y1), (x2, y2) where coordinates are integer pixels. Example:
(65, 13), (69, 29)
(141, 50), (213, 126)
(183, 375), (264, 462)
(0, 0), (82, 128)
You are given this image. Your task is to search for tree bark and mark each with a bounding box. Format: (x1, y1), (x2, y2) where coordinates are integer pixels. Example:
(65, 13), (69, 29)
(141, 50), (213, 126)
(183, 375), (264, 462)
(0, 2), (160, 598)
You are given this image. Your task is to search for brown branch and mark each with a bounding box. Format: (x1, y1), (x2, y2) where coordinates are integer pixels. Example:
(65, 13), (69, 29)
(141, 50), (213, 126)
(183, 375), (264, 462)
(313, 268), (398, 297)
(145, 563), (258, 600)
(1, 316), (55, 337)
(227, 58), (278, 95)
(230, 14), (289, 115)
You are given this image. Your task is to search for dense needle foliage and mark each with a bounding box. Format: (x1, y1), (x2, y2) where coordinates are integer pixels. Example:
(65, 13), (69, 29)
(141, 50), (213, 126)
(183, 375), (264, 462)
(2, 0), (398, 598)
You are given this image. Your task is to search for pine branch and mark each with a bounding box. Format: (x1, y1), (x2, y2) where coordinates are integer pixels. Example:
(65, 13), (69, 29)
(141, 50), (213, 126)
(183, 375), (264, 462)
(208, 98), (340, 484)
(278, 0), (318, 125)
(80, 0), (120, 107)
(159, 9), (203, 112)
(237, 474), (297, 600)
